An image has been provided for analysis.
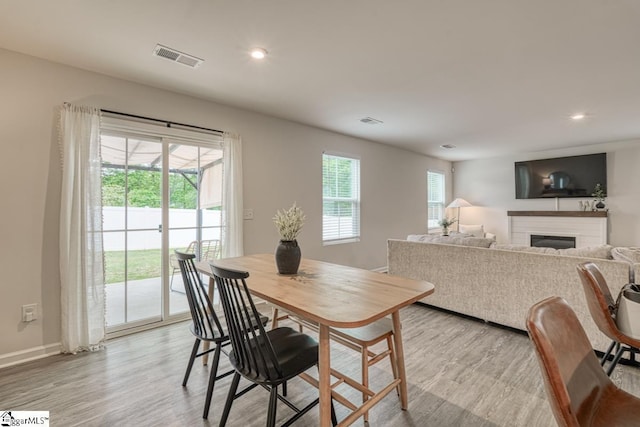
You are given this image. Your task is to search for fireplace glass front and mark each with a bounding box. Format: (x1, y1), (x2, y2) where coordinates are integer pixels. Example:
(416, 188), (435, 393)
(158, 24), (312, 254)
(531, 235), (576, 249)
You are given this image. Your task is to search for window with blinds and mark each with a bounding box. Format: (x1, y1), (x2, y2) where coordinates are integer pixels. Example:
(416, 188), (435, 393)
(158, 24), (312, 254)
(322, 153), (360, 244)
(427, 171), (445, 228)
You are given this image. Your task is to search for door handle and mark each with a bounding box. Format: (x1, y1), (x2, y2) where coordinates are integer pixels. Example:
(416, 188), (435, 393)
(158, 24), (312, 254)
(158, 224), (162, 233)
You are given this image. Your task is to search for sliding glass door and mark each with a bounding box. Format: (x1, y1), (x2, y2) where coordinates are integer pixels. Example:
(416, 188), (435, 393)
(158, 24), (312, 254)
(167, 141), (224, 313)
(101, 130), (223, 333)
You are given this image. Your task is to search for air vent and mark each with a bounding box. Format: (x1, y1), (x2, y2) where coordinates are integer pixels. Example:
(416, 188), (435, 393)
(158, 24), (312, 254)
(153, 44), (203, 68)
(360, 117), (383, 125)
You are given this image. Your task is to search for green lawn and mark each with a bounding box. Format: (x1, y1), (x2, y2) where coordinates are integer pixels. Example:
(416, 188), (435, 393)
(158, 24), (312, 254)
(104, 249), (166, 284)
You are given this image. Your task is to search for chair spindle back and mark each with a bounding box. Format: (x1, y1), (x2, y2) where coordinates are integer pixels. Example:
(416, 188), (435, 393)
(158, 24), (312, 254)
(211, 265), (282, 381)
(175, 251), (225, 339)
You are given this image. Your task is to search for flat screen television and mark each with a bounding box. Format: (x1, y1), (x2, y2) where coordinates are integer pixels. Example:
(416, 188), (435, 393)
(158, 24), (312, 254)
(515, 153), (607, 199)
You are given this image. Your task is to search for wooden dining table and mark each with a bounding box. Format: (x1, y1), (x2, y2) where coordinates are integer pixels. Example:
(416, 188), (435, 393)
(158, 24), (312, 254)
(196, 253), (434, 426)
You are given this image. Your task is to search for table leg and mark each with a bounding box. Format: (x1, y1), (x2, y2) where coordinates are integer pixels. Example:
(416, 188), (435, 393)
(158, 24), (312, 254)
(202, 276), (215, 366)
(391, 310), (408, 409)
(319, 324), (332, 427)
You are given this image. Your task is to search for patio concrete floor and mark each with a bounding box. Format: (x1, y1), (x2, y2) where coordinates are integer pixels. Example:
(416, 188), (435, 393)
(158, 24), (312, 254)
(105, 273), (219, 327)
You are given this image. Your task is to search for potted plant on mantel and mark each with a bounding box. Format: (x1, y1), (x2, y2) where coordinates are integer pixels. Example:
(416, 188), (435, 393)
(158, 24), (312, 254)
(592, 183), (607, 210)
(273, 202), (306, 274)
(438, 217), (457, 236)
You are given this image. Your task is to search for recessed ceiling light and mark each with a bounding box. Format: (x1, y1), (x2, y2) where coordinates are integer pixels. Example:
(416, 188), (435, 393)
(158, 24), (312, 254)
(570, 113), (587, 121)
(250, 47), (268, 60)
(440, 144), (456, 149)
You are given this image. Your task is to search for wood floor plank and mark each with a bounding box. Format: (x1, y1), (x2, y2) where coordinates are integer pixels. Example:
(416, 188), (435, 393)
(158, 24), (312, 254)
(2, 303), (639, 426)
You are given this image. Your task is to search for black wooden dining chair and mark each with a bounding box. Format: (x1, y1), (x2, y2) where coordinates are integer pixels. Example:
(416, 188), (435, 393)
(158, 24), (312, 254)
(176, 251), (268, 419)
(211, 264), (337, 427)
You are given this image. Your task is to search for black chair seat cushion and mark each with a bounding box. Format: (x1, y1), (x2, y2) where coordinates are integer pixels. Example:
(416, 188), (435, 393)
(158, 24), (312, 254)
(190, 314), (269, 342)
(230, 326), (318, 384)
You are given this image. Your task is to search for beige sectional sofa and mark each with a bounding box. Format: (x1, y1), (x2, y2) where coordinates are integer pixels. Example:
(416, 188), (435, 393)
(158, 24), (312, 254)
(387, 238), (640, 352)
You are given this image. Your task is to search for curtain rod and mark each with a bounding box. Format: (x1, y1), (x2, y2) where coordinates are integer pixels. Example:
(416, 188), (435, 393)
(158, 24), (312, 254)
(100, 108), (224, 134)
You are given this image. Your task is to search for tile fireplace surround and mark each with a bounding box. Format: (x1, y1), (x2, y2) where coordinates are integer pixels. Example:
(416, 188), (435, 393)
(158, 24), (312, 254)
(508, 211), (608, 248)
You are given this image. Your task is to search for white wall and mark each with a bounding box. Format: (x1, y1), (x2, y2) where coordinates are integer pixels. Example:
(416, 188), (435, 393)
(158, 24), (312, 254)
(452, 141), (640, 245)
(0, 48), (450, 361)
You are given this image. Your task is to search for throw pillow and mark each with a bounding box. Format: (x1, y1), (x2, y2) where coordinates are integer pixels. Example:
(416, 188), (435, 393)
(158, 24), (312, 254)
(459, 224), (485, 238)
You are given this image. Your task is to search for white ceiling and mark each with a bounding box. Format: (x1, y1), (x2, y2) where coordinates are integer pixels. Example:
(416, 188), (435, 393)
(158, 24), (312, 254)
(2, 0), (640, 161)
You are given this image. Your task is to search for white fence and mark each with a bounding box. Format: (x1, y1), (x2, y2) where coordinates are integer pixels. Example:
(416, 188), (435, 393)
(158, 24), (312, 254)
(102, 207), (222, 251)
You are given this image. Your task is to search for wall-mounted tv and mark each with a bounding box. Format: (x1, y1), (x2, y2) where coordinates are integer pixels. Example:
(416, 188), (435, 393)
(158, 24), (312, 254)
(515, 153), (607, 199)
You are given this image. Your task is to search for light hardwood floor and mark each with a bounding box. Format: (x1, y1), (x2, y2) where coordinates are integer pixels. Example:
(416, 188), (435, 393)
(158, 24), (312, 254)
(3, 303), (640, 426)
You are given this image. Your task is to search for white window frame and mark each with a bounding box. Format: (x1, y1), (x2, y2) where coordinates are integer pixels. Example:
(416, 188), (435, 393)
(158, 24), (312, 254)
(427, 170), (446, 230)
(322, 152), (361, 245)
(100, 115), (227, 336)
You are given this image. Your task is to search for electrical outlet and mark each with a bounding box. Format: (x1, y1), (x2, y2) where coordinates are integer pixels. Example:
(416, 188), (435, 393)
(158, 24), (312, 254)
(22, 303), (37, 322)
(243, 209), (254, 220)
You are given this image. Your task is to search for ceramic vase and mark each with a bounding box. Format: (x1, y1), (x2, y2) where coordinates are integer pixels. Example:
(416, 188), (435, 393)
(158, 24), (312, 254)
(275, 240), (301, 274)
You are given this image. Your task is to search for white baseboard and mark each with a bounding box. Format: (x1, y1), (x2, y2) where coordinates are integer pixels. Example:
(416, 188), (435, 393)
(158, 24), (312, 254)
(371, 266), (388, 273)
(0, 343), (61, 370)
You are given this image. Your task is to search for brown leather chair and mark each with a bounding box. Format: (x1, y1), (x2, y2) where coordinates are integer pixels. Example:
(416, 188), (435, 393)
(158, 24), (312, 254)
(576, 262), (640, 375)
(526, 296), (640, 426)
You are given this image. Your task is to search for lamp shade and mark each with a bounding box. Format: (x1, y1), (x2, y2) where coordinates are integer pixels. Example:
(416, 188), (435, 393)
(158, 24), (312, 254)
(447, 198), (473, 209)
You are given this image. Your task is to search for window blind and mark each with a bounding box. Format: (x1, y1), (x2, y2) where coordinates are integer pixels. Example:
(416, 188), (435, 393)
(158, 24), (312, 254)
(322, 153), (360, 243)
(427, 171), (445, 228)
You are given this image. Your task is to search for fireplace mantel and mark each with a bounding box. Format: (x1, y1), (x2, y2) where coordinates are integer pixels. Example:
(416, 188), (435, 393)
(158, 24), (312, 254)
(507, 210), (607, 218)
(508, 211), (608, 248)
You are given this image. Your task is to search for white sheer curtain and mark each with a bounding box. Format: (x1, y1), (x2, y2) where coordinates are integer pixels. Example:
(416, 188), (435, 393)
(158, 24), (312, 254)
(58, 104), (105, 353)
(222, 132), (243, 257)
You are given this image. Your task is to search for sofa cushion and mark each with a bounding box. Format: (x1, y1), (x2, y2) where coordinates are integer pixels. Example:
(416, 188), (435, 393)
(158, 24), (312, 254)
(459, 224), (484, 238)
(433, 236), (495, 248)
(407, 234), (493, 248)
(407, 234), (467, 242)
(557, 245), (613, 260)
(612, 247), (640, 264)
(407, 234), (438, 242)
(491, 243), (613, 259)
(612, 247), (640, 282)
(492, 244), (557, 255)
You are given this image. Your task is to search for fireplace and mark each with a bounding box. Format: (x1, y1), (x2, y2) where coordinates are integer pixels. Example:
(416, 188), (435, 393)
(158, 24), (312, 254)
(531, 234), (576, 249)
(508, 211), (608, 248)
